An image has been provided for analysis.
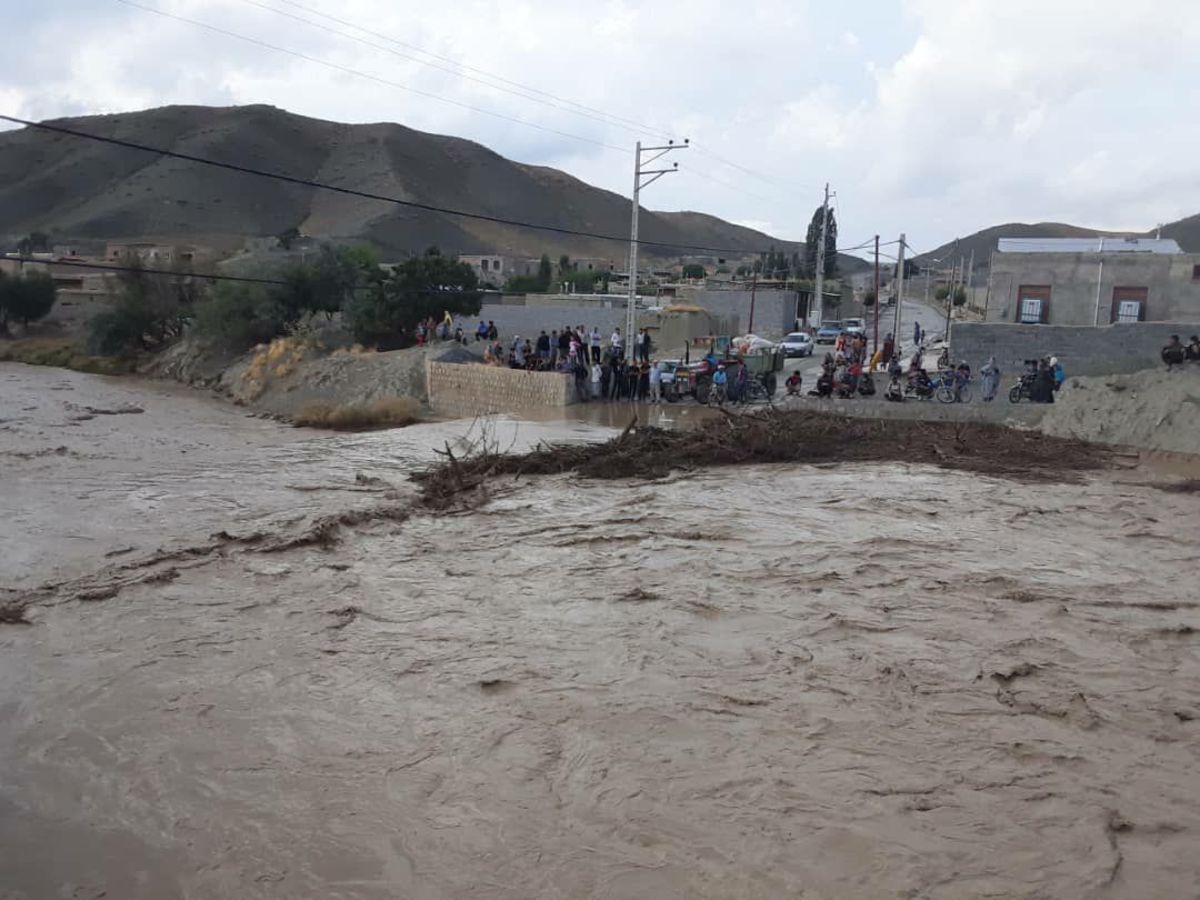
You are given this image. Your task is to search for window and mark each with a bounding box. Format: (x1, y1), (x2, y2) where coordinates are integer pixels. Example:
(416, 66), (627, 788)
(480, 259), (489, 272)
(1193, 264), (1200, 282)
(1110, 287), (1148, 323)
(1016, 285), (1051, 324)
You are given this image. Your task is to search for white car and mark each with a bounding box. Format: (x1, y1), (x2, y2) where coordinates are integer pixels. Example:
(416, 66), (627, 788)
(842, 317), (866, 336)
(779, 332), (814, 358)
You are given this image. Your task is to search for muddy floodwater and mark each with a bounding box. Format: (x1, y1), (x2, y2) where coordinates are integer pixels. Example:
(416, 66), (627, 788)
(2, 362), (1199, 899)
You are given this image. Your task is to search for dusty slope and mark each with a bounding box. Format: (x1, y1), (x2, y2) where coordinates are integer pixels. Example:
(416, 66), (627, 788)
(1040, 367), (1200, 454)
(0, 104), (826, 263)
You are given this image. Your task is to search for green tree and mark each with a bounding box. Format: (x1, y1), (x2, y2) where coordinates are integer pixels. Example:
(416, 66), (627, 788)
(87, 261), (200, 355)
(344, 249), (481, 350)
(934, 286), (950, 302)
(557, 254), (572, 278)
(192, 282), (289, 350)
(681, 263), (707, 279)
(803, 207), (838, 279)
(952, 286), (968, 307)
(0, 270), (57, 333)
(16, 231), (51, 256)
(863, 290), (877, 307)
(538, 254), (553, 290)
(277, 245), (376, 320)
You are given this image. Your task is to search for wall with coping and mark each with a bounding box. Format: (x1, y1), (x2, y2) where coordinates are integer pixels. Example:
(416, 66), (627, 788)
(427, 360), (576, 418)
(950, 321), (1200, 377)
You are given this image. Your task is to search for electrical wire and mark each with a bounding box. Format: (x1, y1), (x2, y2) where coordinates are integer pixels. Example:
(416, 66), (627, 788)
(232, 0), (672, 142)
(0, 114), (787, 257)
(116, 0), (629, 154)
(8, 255), (287, 284)
(263, 0), (674, 139)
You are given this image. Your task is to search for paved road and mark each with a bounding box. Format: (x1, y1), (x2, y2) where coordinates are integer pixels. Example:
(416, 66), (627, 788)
(784, 298), (947, 389)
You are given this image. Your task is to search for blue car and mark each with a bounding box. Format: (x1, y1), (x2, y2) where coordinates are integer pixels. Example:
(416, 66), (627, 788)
(815, 322), (842, 344)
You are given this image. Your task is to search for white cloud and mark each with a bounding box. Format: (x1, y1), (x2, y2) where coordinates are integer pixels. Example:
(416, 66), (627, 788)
(3, 0), (1200, 248)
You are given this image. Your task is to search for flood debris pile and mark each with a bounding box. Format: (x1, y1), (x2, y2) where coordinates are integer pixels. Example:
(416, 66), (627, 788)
(416, 408), (1113, 508)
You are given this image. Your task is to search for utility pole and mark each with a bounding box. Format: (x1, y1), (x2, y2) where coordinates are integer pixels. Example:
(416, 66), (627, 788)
(748, 273), (758, 334)
(965, 248), (975, 313)
(943, 254), (957, 342)
(872, 235), (880, 353)
(626, 139), (687, 348)
(893, 233), (905, 347)
(813, 182), (831, 327)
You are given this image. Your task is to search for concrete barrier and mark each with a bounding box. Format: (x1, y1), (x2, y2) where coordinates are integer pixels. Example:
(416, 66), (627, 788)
(950, 321), (1200, 378)
(427, 361), (576, 418)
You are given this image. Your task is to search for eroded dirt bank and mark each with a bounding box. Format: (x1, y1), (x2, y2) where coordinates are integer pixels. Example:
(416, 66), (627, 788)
(2, 363), (1199, 899)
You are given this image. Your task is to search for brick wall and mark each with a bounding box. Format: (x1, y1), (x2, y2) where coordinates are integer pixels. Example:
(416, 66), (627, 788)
(950, 321), (1200, 377)
(427, 361), (576, 418)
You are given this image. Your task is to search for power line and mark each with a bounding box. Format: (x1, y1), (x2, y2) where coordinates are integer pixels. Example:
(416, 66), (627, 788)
(7, 255), (287, 285)
(236, 0), (673, 142)
(0, 115), (781, 257)
(268, 0), (673, 138)
(221, 0), (807, 210)
(116, 0), (628, 154)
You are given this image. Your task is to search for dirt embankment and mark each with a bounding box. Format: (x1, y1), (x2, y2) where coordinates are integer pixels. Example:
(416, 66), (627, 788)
(150, 336), (481, 422)
(1040, 367), (1200, 454)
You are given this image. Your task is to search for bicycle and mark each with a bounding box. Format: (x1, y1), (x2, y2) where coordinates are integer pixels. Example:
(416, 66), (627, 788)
(938, 373), (972, 404)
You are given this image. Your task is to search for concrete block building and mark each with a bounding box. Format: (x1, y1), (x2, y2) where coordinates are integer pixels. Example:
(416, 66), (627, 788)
(986, 237), (1200, 326)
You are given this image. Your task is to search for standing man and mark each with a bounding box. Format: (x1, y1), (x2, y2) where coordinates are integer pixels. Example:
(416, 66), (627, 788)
(640, 328), (652, 365)
(590, 326), (602, 363)
(913, 320), (921, 347)
(610, 326), (624, 360)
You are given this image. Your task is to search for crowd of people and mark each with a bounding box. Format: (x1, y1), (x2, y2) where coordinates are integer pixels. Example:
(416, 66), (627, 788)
(1162, 334), (1200, 369)
(474, 321), (671, 403)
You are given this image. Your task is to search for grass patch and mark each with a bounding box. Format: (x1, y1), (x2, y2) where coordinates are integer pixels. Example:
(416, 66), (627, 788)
(0, 338), (134, 375)
(293, 396), (420, 430)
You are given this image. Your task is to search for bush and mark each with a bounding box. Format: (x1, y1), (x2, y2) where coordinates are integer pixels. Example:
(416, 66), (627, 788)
(934, 286), (950, 302)
(292, 396), (420, 430)
(192, 282), (289, 350)
(0, 337), (132, 374)
(87, 263), (198, 355)
(0, 270), (57, 333)
(952, 286), (968, 307)
(863, 290), (877, 307)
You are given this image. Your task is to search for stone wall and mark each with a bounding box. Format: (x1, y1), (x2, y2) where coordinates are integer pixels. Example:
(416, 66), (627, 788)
(950, 321), (1200, 377)
(427, 360), (576, 418)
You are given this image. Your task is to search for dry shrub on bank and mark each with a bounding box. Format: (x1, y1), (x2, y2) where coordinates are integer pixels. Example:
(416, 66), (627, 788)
(415, 408), (1113, 509)
(0, 338), (132, 375)
(293, 396), (420, 430)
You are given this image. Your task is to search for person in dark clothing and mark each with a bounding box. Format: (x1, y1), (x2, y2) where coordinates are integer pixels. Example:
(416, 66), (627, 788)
(638, 363), (651, 401)
(487, 321), (498, 341)
(557, 329), (571, 361)
(1163, 334), (1186, 369)
(1032, 358), (1056, 403)
(536, 330), (550, 361)
(641, 329), (652, 364)
(1186, 335), (1200, 362)
(610, 361), (624, 400)
(625, 364), (639, 400)
(600, 361), (612, 400)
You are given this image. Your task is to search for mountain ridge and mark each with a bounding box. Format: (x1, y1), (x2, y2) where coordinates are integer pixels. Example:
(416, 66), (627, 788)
(0, 103), (850, 269)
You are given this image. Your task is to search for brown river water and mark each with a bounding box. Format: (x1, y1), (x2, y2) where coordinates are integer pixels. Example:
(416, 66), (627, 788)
(2, 362), (1199, 899)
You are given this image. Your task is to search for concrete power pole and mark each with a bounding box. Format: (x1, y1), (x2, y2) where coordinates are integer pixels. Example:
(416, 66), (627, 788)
(626, 139), (687, 347)
(893, 233), (905, 345)
(813, 182), (831, 327)
(872, 235), (880, 352)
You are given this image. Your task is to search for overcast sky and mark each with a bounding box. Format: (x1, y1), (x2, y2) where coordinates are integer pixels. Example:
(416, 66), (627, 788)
(3, 0), (1199, 256)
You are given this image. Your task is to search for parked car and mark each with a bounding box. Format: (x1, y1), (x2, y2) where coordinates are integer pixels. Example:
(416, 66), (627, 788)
(842, 317), (866, 336)
(779, 332), (814, 358)
(815, 321), (842, 344)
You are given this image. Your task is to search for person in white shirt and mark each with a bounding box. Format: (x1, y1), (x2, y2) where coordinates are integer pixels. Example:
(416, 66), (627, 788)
(648, 360), (663, 403)
(590, 361), (602, 398)
(610, 327), (623, 359)
(589, 327), (602, 363)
